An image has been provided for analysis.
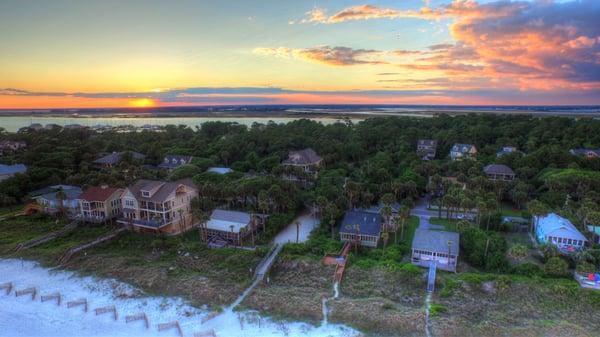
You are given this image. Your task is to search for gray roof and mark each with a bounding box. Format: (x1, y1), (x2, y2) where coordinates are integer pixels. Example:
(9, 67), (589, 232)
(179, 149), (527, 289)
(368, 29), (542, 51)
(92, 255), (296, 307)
(207, 167), (233, 174)
(536, 213), (587, 242)
(30, 184), (81, 198)
(158, 155), (194, 169)
(210, 209), (251, 224)
(34, 186), (82, 202)
(412, 229), (460, 256)
(484, 164), (515, 176)
(417, 139), (437, 147)
(126, 178), (196, 203)
(94, 151), (145, 165)
(339, 211), (382, 236)
(451, 143), (475, 153)
(0, 164), (27, 175)
(283, 148), (322, 165)
(570, 148), (600, 157)
(357, 202), (401, 215)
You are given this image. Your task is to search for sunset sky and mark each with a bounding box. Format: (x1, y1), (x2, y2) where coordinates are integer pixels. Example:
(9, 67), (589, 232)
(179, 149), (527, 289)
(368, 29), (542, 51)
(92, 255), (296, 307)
(1, 0), (599, 108)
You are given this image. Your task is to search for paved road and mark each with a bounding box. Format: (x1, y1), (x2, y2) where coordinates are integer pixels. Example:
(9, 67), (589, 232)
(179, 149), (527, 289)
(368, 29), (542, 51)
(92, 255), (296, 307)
(273, 212), (319, 244)
(411, 198), (445, 230)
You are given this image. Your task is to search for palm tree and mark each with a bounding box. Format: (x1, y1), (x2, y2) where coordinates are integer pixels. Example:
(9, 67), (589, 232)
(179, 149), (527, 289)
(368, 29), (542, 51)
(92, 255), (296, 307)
(55, 188), (67, 217)
(295, 221), (301, 243)
(527, 200), (548, 235)
(398, 205), (410, 240)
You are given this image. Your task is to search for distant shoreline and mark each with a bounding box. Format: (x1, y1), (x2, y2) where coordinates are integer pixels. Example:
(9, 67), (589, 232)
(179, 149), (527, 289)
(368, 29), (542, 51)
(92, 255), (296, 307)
(1, 107), (599, 119)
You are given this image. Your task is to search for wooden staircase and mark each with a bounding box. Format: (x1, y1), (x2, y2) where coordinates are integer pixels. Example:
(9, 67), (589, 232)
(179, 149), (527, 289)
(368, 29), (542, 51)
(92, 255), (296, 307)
(14, 221), (79, 252)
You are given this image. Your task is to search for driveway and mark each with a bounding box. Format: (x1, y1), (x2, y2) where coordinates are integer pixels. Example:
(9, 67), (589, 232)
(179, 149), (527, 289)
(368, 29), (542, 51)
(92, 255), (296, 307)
(273, 211), (320, 244)
(411, 198), (445, 231)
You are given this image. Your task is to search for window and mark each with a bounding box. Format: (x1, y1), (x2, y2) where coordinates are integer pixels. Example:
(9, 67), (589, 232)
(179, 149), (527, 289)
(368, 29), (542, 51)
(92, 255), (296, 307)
(142, 191), (150, 197)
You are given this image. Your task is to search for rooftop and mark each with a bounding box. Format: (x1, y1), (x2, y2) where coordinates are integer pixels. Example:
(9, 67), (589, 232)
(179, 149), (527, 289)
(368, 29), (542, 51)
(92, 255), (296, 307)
(207, 209), (252, 233)
(283, 148), (322, 166)
(158, 155), (194, 169)
(536, 213), (587, 242)
(93, 151), (145, 165)
(339, 210), (382, 236)
(484, 164), (516, 176)
(126, 178), (196, 203)
(207, 167), (233, 174)
(412, 229), (460, 256)
(0, 164), (27, 175)
(79, 186), (122, 202)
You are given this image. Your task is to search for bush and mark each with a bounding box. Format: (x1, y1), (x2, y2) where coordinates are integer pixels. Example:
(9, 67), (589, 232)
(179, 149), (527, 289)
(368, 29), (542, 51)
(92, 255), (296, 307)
(461, 227), (508, 271)
(507, 244), (528, 261)
(512, 262), (543, 277)
(169, 164), (202, 180)
(576, 261), (596, 275)
(544, 257), (569, 277)
(429, 303), (447, 317)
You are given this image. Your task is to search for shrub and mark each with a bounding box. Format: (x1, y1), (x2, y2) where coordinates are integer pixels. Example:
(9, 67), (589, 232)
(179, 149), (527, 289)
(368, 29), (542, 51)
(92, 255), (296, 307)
(512, 262), (543, 277)
(429, 303), (448, 317)
(169, 164), (201, 180)
(576, 261), (596, 275)
(461, 227), (508, 271)
(507, 244), (528, 261)
(544, 257), (569, 277)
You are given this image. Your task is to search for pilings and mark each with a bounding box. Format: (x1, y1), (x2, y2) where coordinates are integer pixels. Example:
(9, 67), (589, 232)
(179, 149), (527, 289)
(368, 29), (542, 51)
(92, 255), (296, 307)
(125, 313), (150, 329)
(0, 282), (13, 295)
(67, 298), (88, 312)
(15, 287), (37, 300)
(94, 305), (118, 321)
(3, 279), (199, 337)
(41, 292), (62, 305)
(157, 321), (183, 337)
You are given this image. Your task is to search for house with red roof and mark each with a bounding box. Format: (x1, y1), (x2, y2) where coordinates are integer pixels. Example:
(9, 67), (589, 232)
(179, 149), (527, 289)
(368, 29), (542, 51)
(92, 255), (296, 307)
(77, 185), (124, 223)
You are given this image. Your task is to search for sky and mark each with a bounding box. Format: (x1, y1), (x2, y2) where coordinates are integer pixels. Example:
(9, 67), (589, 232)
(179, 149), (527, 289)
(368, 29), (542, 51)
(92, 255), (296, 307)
(0, 0), (599, 108)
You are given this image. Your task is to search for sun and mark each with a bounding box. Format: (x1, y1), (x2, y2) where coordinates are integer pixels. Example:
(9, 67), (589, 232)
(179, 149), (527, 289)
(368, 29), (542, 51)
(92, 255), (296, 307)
(129, 98), (156, 108)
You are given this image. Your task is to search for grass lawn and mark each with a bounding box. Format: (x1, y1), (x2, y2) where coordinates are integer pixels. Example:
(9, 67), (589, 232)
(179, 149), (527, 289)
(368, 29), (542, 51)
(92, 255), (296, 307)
(400, 216), (420, 245)
(500, 202), (528, 217)
(429, 217), (464, 232)
(0, 215), (67, 252)
(0, 204), (24, 218)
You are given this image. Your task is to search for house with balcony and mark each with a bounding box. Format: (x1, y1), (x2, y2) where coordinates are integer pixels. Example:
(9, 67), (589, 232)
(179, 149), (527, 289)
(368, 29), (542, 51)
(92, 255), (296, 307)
(535, 213), (587, 253)
(484, 164), (516, 182)
(77, 186), (124, 223)
(118, 179), (198, 235)
(412, 229), (459, 272)
(339, 210), (382, 248)
(282, 148), (322, 174)
(158, 154), (194, 171)
(450, 143), (477, 161)
(202, 209), (257, 247)
(417, 139), (437, 160)
(30, 185), (82, 215)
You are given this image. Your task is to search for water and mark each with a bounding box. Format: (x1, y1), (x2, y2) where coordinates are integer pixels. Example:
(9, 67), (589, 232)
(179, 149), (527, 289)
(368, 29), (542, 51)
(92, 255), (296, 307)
(0, 116), (355, 132)
(0, 259), (360, 337)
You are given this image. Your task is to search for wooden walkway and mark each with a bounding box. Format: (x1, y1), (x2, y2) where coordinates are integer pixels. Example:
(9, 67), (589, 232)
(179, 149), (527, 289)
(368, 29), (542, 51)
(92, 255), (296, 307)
(333, 242), (352, 283)
(58, 226), (128, 264)
(427, 262), (437, 293)
(14, 221), (79, 252)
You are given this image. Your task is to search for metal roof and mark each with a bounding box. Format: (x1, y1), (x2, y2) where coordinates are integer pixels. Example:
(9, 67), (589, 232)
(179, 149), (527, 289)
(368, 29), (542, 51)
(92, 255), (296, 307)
(484, 164), (515, 176)
(339, 210), (382, 236)
(0, 164), (27, 175)
(207, 209), (252, 233)
(282, 148), (322, 166)
(536, 213), (587, 242)
(412, 229), (460, 256)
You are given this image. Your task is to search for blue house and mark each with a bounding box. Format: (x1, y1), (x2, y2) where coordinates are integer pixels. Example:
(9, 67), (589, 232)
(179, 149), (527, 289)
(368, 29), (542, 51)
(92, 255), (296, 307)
(30, 185), (83, 214)
(339, 210), (382, 247)
(535, 213), (587, 252)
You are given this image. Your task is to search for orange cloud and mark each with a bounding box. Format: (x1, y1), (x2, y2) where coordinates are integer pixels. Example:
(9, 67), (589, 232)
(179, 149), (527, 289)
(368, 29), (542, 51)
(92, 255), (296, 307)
(253, 46), (386, 66)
